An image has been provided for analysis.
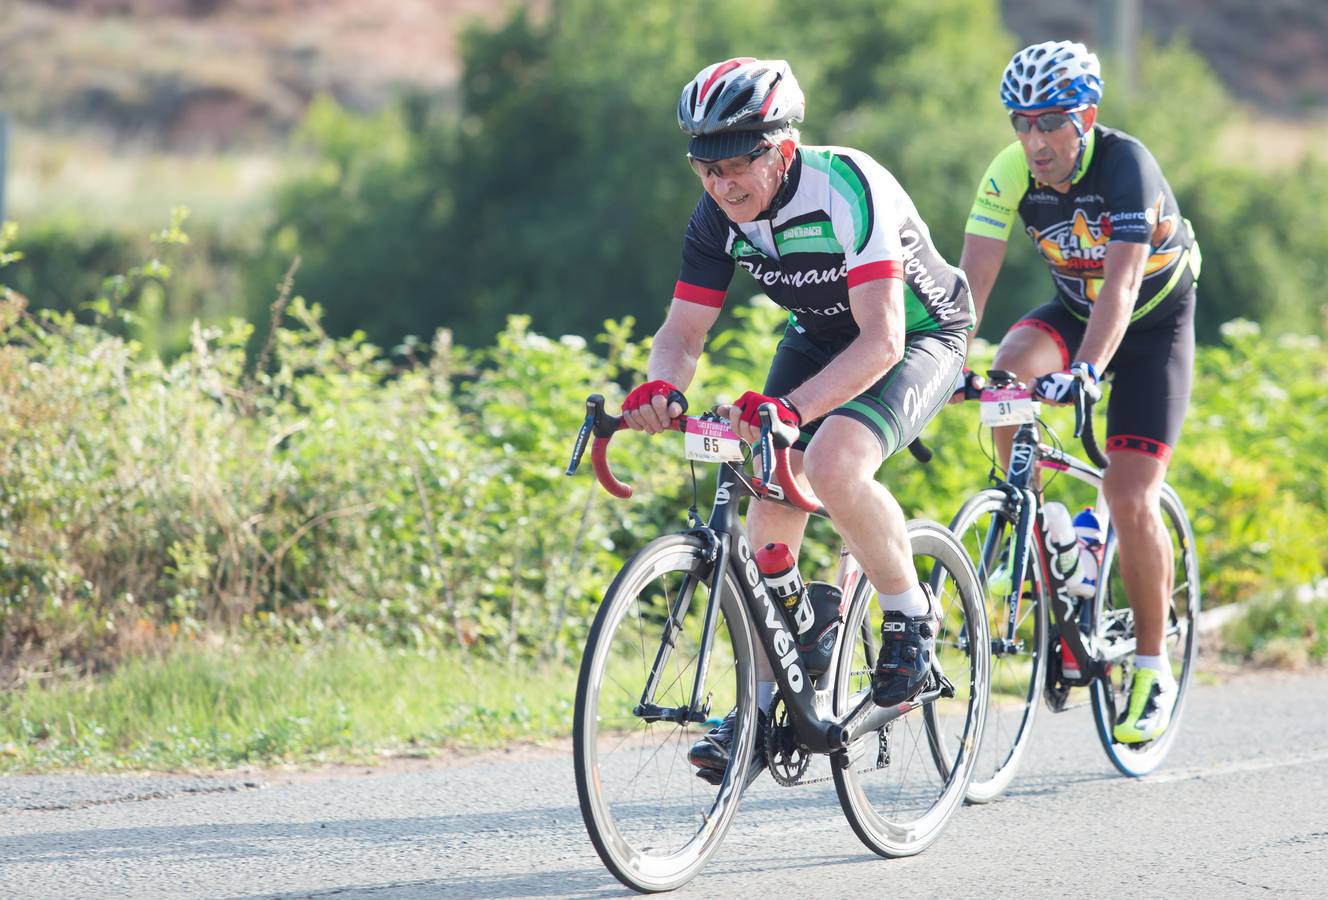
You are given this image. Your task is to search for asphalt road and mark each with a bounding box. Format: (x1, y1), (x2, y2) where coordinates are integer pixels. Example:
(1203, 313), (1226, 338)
(1, 669), (1326, 899)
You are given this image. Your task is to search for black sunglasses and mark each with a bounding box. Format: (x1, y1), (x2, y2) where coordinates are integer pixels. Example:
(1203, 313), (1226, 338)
(1009, 111), (1075, 134)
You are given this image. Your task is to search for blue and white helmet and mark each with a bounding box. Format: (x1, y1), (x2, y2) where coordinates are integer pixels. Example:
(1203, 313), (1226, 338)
(1000, 41), (1104, 112)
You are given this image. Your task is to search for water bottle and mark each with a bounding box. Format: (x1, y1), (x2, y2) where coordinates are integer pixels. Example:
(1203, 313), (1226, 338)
(755, 543), (841, 676)
(755, 542), (815, 637)
(1043, 502), (1081, 584)
(1071, 507), (1104, 599)
(798, 581), (842, 676)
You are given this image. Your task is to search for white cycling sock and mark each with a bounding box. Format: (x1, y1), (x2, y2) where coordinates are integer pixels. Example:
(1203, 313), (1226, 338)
(1134, 653), (1175, 685)
(757, 681), (777, 714)
(877, 584), (930, 617)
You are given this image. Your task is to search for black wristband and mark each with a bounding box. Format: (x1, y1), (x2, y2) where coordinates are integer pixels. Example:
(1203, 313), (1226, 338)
(777, 395), (802, 425)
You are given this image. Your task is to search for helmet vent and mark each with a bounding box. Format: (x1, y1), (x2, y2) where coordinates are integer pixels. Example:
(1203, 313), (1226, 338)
(719, 86), (756, 122)
(703, 83), (725, 116)
(688, 82), (699, 116)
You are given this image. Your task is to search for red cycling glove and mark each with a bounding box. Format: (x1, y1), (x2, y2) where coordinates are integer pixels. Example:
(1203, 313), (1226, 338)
(732, 391), (801, 429)
(623, 379), (688, 416)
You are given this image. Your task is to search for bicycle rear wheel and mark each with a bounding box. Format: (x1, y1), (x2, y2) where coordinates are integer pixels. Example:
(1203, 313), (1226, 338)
(948, 488), (1048, 803)
(573, 533), (756, 892)
(1090, 484), (1200, 777)
(833, 519), (989, 857)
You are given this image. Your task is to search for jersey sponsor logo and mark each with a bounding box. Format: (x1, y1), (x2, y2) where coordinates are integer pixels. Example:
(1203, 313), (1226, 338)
(738, 258), (848, 289)
(786, 301), (849, 318)
(1025, 191), (1060, 204)
(899, 226), (963, 323)
(972, 214), (1005, 228)
(780, 223), (828, 239)
(1074, 193), (1105, 204)
(1027, 194), (1183, 303)
(984, 177), (1001, 197)
(975, 195), (1006, 213)
(732, 239), (766, 258)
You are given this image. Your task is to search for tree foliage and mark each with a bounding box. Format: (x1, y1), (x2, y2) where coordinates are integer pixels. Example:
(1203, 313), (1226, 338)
(252, 0), (1327, 350)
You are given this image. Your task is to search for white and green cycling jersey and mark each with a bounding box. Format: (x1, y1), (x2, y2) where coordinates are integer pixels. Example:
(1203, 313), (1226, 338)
(674, 145), (973, 341)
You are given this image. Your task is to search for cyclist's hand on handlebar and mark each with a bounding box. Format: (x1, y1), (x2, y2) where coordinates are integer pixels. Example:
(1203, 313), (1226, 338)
(949, 367), (984, 404)
(718, 390), (800, 444)
(1033, 361), (1098, 406)
(622, 379), (688, 434)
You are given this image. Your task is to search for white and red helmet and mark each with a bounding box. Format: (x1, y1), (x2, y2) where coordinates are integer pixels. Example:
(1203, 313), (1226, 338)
(677, 58), (805, 161)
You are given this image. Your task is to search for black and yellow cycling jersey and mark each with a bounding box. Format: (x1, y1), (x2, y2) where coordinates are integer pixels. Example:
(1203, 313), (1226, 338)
(966, 125), (1200, 329)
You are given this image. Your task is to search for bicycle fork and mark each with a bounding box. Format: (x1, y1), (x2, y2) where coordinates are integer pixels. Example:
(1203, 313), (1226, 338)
(634, 529), (727, 726)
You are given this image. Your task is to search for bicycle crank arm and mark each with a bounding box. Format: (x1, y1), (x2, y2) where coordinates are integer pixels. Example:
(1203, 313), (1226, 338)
(828, 686), (943, 750)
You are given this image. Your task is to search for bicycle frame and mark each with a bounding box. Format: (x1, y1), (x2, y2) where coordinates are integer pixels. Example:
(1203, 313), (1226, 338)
(639, 458), (941, 759)
(998, 421), (1111, 681)
(992, 416), (1184, 693)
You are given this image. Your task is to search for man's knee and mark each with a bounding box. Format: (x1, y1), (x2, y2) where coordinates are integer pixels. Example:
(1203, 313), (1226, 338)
(1103, 466), (1163, 528)
(992, 325), (1064, 382)
(803, 431), (878, 503)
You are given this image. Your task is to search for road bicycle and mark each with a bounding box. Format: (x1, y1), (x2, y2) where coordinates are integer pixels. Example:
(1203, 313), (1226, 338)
(565, 395), (990, 892)
(945, 369), (1199, 802)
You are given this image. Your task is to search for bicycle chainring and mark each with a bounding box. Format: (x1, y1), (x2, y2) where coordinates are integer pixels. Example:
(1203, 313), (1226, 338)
(765, 694), (811, 787)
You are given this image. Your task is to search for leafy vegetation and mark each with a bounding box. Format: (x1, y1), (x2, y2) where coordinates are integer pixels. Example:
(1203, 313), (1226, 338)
(1, 200), (1324, 685)
(249, 0), (1326, 349)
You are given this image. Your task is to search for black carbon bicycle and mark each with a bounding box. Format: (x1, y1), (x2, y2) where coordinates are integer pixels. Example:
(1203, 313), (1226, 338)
(565, 395), (989, 892)
(946, 370), (1199, 802)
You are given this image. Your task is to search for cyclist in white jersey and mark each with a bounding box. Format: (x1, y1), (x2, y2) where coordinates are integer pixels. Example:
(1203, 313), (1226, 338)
(619, 58), (973, 781)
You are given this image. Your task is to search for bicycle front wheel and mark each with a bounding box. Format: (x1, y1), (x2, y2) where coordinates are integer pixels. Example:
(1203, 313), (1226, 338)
(573, 533), (756, 892)
(948, 488), (1048, 803)
(1090, 484), (1200, 777)
(833, 519), (990, 857)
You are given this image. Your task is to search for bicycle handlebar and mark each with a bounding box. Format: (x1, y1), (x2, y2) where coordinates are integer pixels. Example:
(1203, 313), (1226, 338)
(970, 369), (1109, 469)
(1074, 378), (1109, 469)
(567, 394), (936, 512)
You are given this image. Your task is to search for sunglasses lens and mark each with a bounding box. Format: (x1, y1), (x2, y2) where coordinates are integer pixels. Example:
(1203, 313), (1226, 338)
(1037, 113), (1070, 131)
(1010, 115), (1032, 134)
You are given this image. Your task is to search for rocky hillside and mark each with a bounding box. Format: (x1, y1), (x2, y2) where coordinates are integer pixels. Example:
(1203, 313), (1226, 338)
(0, 0), (502, 148)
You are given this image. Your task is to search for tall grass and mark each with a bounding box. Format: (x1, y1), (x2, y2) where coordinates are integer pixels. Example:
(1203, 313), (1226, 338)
(0, 640), (577, 771)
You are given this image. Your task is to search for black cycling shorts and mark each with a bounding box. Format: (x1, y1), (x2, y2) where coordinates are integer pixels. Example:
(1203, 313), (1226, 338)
(762, 326), (966, 459)
(1009, 287), (1195, 463)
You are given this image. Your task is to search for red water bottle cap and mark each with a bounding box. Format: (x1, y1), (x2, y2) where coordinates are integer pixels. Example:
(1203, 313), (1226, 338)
(756, 541), (796, 574)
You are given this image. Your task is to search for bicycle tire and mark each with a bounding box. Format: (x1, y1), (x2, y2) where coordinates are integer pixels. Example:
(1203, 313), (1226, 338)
(1090, 484), (1200, 777)
(573, 533), (756, 892)
(833, 519), (990, 857)
(946, 488), (1048, 803)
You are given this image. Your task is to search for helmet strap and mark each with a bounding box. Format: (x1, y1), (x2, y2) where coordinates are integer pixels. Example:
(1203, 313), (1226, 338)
(757, 142), (798, 220)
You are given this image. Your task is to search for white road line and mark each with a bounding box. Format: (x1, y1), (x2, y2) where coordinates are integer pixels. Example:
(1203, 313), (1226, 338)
(1141, 746), (1328, 784)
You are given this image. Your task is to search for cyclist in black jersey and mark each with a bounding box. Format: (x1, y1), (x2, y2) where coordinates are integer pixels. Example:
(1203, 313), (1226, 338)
(960, 41), (1199, 744)
(619, 58), (972, 782)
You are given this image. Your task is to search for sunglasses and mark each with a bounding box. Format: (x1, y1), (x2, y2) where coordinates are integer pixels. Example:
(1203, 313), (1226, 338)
(688, 143), (774, 178)
(1009, 111), (1076, 134)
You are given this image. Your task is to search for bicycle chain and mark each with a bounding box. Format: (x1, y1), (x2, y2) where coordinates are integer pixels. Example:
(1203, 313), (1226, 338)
(765, 687), (892, 788)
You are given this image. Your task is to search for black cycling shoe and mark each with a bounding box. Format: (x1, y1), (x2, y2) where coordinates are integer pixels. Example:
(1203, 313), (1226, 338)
(872, 590), (938, 707)
(688, 708), (768, 786)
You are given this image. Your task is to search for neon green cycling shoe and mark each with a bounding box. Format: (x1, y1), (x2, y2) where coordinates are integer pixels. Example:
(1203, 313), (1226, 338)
(1113, 667), (1177, 744)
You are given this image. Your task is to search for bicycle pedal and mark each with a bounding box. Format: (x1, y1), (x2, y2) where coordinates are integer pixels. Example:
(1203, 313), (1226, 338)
(693, 766), (724, 786)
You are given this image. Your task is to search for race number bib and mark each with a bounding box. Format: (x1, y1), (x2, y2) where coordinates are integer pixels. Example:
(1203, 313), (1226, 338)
(684, 418), (743, 463)
(980, 385), (1039, 427)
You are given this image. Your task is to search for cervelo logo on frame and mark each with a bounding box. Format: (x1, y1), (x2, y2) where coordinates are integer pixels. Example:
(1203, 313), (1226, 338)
(737, 535), (805, 693)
